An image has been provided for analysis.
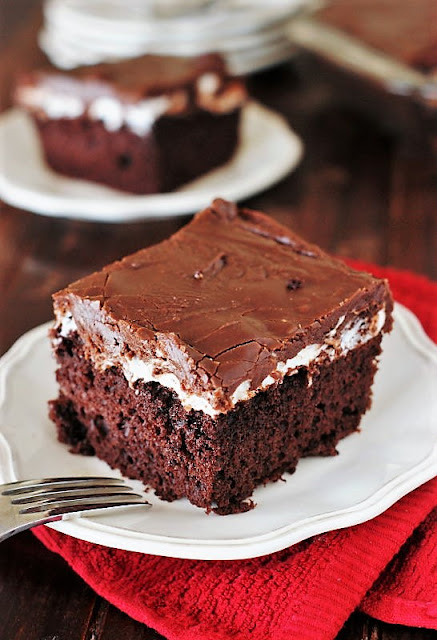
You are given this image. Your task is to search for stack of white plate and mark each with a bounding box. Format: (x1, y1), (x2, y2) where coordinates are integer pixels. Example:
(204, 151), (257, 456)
(39, 0), (318, 75)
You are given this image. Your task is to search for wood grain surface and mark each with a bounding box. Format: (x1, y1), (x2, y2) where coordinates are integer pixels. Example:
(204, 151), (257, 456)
(0, 3), (436, 639)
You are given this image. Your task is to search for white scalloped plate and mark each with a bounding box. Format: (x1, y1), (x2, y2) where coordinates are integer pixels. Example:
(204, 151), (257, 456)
(0, 303), (436, 560)
(0, 102), (302, 222)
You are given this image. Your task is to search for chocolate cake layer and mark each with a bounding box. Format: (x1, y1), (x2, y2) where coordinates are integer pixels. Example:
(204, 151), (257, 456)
(50, 199), (393, 512)
(50, 331), (382, 514)
(33, 109), (240, 194)
(15, 55), (245, 194)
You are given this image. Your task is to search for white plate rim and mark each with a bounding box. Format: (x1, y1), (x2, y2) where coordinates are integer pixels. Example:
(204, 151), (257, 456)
(0, 102), (303, 222)
(44, 0), (308, 36)
(0, 303), (436, 560)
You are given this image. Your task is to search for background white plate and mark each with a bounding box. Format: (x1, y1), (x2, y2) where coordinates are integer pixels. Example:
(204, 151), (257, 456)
(39, 0), (315, 74)
(0, 102), (302, 222)
(0, 304), (436, 560)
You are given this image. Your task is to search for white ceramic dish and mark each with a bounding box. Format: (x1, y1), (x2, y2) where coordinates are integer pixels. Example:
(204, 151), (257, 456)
(40, 28), (297, 76)
(0, 303), (436, 560)
(40, 0), (310, 73)
(0, 102), (302, 222)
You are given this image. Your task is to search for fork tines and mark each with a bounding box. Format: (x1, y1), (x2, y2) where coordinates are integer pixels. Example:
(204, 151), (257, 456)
(1, 476), (128, 495)
(2, 476), (150, 517)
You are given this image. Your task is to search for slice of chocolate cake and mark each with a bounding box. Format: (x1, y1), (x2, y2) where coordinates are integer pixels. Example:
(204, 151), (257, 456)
(49, 199), (393, 514)
(15, 54), (246, 194)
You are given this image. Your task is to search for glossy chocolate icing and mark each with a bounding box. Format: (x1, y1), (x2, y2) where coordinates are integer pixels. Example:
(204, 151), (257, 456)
(53, 200), (392, 411)
(18, 53), (236, 104)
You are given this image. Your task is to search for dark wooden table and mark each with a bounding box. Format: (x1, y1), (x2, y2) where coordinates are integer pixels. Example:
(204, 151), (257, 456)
(1, 4), (436, 640)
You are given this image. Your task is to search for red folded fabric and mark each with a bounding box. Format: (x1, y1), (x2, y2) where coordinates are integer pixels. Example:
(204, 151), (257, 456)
(33, 262), (437, 640)
(361, 507), (437, 628)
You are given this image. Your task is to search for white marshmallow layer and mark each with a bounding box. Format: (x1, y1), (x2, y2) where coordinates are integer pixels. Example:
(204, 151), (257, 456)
(17, 73), (244, 137)
(56, 307), (385, 417)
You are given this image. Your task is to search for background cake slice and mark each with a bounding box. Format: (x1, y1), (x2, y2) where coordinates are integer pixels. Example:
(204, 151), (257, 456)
(15, 54), (246, 194)
(49, 199), (393, 514)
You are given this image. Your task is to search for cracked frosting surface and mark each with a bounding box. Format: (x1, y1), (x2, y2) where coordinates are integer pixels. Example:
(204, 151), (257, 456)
(53, 199), (393, 413)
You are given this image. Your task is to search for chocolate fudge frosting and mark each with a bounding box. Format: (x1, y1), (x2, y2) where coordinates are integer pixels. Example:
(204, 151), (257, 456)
(53, 199), (392, 411)
(17, 53), (241, 104)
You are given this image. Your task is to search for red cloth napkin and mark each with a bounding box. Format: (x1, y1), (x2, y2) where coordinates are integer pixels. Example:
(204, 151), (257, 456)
(34, 262), (437, 640)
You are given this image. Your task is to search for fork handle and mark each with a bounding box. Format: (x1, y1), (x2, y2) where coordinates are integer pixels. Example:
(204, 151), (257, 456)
(0, 513), (61, 543)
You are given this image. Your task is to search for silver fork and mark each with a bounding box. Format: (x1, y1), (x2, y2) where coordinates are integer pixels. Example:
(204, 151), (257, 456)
(0, 476), (151, 542)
